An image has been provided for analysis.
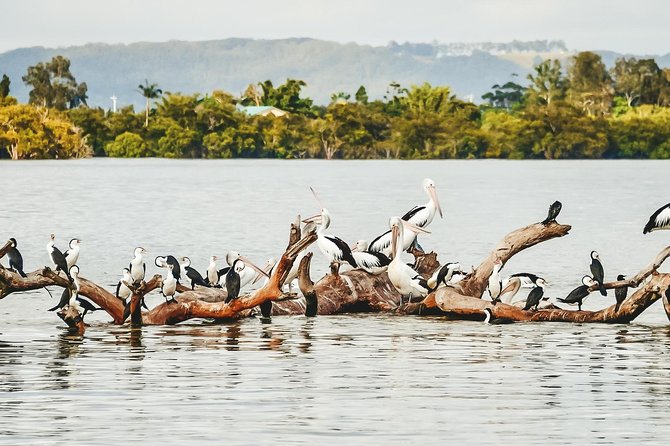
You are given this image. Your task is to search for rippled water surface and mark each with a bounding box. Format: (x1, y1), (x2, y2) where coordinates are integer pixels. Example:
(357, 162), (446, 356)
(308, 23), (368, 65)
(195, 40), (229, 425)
(1, 159), (670, 444)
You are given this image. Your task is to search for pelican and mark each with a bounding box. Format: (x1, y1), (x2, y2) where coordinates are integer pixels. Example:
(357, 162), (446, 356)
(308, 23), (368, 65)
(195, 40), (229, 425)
(503, 273), (546, 289)
(115, 267), (132, 302)
(181, 256), (208, 290)
(302, 208), (357, 270)
(427, 262), (462, 289)
(499, 276), (522, 304)
(387, 216), (431, 303)
(129, 247), (147, 284)
(643, 202), (670, 233)
(46, 234), (71, 281)
(368, 178), (442, 256)
(558, 275), (597, 311)
(487, 259), (503, 303)
(590, 251), (607, 296)
(257, 257), (278, 286)
(7, 238), (26, 278)
(64, 238), (81, 270)
(221, 251), (269, 290)
(351, 240), (390, 275)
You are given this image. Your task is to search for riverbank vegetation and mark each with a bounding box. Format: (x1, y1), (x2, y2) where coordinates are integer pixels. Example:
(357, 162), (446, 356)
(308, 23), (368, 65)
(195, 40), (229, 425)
(1, 52), (670, 160)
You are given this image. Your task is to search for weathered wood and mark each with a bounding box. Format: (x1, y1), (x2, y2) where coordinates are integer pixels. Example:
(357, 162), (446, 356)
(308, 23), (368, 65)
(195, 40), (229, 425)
(0, 239), (12, 261)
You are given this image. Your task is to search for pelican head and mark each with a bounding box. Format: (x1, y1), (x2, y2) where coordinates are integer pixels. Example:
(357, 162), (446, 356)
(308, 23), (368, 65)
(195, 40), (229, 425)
(422, 178), (442, 218)
(390, 216), (430, 258)
(9, 238), (17, 248)
(226, 251), (270, 279)
(302, 208), (330, 230)
(591, 251), (599, 260)
(351, 240), (369, 252)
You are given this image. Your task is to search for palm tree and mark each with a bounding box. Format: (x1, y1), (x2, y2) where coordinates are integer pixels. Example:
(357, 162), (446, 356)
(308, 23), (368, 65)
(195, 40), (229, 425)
(137, 79), (162, 127)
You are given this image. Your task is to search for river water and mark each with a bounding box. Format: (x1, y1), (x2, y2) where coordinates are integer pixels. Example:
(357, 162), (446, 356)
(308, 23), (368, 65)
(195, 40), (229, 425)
(0, 159), (669, 444)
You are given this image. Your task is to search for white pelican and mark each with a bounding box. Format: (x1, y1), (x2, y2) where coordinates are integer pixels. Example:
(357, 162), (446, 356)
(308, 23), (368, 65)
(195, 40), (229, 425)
(387, 216), (431, 303)
(351, 240), (391, 275)
(368, 178), (442, 256)
(643, 202), (670, 233)
(302, 208), (357, 270)
(64, 238), (81, 270)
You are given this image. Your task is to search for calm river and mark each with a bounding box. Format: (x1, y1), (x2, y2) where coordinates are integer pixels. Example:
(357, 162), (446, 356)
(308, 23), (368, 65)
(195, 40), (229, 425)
(1, 159), (669, 444)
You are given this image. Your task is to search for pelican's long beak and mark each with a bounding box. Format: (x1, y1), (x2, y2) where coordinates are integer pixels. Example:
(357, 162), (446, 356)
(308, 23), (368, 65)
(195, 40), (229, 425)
(240, 256), (270, 279)
(391, 225), (399, 259)
(302, 214), (322, 224)
(401, 220), (431, 235)
(427, 185), (443, 218)
(253, 262), (275, 284)
(500, 280), (518, 295)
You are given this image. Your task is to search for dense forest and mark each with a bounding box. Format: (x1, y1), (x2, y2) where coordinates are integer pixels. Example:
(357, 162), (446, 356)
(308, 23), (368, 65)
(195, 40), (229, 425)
(1, 51), (670, 160)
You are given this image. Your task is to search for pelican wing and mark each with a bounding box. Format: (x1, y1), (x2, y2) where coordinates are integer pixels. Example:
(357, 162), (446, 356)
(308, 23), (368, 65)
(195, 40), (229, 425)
(368, 229), (391, 253)
(644, 203), (670, 233)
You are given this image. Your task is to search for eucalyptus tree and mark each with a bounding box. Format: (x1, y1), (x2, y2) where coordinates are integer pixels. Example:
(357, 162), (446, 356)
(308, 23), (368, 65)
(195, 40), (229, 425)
(21, 56), (88, 110)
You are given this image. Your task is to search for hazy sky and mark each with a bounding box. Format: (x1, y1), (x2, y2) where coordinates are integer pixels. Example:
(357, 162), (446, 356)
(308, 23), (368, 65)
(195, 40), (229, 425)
(2, 0), (669, 54)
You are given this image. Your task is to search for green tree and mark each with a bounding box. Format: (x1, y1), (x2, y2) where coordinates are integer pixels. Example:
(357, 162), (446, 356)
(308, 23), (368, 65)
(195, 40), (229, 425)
(0, 75), (9, 98)
(105, 132), (149, 157)
(22, 56), (88, 110)
(567, 52), (613, 116)
(526, 59), (567, 106)
(482, 81), (526, 110)
(137, 79), (163, 127)
(355, 86), (368, 104)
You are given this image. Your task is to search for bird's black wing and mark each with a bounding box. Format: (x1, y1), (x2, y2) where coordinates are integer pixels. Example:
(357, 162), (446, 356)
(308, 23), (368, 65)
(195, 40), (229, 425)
(115, 281), (121, 299)
(542, 201), (562, 224)
(590, 260), (607, 296)
(48, 288), (71, 311)
(368, 230), (391, 253)
(614, 286), (628, 311)
(523, 287), (543, 310)
(401, 206), (425, 221)
(560, 285), (589, 304)
(76, 297), (100, 312)
(166, 256), (181, 281)
(225, 270), (241, 303)
(325, 236), (357, 267)
(186, 267), (208, 287)
(643, 202), (670, 234)
(369, 251), (391, 267)
(51, 246), (70, 277)
(509, 272), (540, 283)
(218, 267), (230, 277)
(8, 248), (27, 278)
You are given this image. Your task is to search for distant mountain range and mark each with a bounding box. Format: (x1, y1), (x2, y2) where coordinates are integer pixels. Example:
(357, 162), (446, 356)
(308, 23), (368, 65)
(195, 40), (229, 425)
(1, 38), (669, 109)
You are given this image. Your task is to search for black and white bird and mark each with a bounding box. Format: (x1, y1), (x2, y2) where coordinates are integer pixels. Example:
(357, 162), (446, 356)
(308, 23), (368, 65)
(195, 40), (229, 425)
(48, 287), (71, 312)
(221, 251), (269, 291)
(590, 251), (607, 296)
(160, 263), (178, 304)
(67, 265), (83, 312)
(387, 216), (431, 302)
(7, 238), (27, 277)
(523, 278), (548, 311)
(225, 259), (244, 303)
(155, 255), (181, 283)
(206, 255), (220, 286)
(115, 267), (133, 302)
(303, 208), (357, 270)
(64, 238), (81, 270)
(503, 273), (546, 289)
(614, 274), (628, 311)
(368, 179), (442, 256)
(542, 201), (562, 225)
(129, 247), (147, 285)
(482, 308), (514, 325)
(46, 234), (71, 281)
(487, 259), (504, 304)
(643, 202), (670, 233)
(76, 297), (101, 318)
(558, 275), (597, 311)
(427, 262), (463, 289)
(181, 256), (209, 290)
(351, 240), (391, 275)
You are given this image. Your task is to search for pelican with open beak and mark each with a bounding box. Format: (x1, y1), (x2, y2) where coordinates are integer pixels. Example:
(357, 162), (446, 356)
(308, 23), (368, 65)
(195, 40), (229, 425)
(387, 216), (431, 304)
(224, 251), (270, 290)
(302, 208), (358, 271)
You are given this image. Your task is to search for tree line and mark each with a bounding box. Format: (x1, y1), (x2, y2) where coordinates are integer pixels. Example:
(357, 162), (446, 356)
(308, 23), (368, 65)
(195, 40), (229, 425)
(1, 51), (670, 160)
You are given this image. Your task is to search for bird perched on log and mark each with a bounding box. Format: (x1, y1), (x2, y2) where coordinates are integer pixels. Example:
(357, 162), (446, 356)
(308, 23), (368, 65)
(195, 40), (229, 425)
(160, 263), (178, 304)
(155, 255), (181, 283)
(615, 274), (628, 311)
(48, 287), (71, 312)
(523, 278), (548, 311)
(76, 297), (101, 318)
(487, 259), (503, 304)
(181, 256), (209, 290)
(221, 251), (268, 291)
(542, 201), (562, 225)
(504, 272), (546, 289)
(225, 259), (244, 303)
(206, 256), (220, 286)
(482, 308), (514, 325)
(46, 234), (71, 281)
(303, 208), (357, 272)
(387, 216), (431, 304)
(64, 238), (81, 270)
(643, 202), (670, 233)
(427, 262), (462, 289)
(66, 265), (83, 313)
(129, 247), (147, 285)
(7, 238), (26, 277)
(351, 240), (391, 275)
(115, 267), (133, 302)
(590, 251), (607, 296)
(558, 275), (597, 311)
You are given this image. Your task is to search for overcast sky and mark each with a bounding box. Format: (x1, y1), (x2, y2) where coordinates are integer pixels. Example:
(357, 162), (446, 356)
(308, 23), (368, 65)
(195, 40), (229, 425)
(2, 0), (668, 55)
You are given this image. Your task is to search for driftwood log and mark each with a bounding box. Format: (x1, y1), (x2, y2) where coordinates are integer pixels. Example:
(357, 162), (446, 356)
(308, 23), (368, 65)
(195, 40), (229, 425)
(1, 212), (670, 327)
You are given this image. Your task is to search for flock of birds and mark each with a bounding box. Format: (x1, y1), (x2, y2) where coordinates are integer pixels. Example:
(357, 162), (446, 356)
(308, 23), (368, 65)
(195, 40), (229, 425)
(3, 179), (670, 323)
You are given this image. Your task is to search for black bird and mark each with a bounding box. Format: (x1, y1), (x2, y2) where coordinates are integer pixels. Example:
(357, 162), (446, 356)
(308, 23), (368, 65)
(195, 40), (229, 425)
(216, 267), (230, 286)
(48, 287), (71, 312)
(523, 283), (546, 311)
(614, 274), (628, 311)
(558, 275), (597, 311)
(155, 255), (181, 283)
(482, 308), (514, 324)
(590, 251), (607, 296)
(225, 259), (243, 303)
(46, 234), (71, 281)
(7, 238), (27, 278)
(181, 257), (209, 290)
(542, 200), (562, 225)
(508, 272), (546, 288)
(427, 262), (463, 289)
(643, 202), (670, 233)
(76, 297), (101, 318)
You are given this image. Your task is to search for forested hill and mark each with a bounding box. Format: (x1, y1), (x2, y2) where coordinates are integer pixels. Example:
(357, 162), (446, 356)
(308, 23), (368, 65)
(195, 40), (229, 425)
(0, 38), (597, 109)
